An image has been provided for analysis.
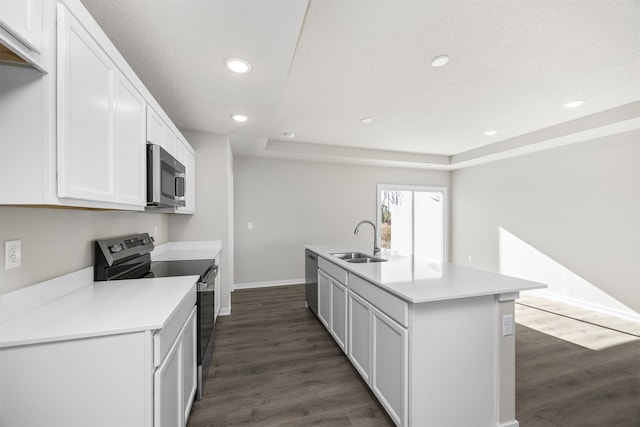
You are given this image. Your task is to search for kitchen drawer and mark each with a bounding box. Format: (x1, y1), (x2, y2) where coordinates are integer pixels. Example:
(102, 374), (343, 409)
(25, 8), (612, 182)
(349, 274), (409, 328)
(153, 289), (197, 366)
(318, 257), (348, 285)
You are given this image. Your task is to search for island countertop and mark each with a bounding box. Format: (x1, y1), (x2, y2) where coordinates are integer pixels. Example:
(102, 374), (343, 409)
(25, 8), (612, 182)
(306, 244), (546, 304)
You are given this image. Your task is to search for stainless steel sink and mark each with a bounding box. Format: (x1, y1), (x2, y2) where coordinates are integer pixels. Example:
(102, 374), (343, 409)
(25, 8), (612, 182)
(331, 252), (387, 263)
(331, 252), (370, 260)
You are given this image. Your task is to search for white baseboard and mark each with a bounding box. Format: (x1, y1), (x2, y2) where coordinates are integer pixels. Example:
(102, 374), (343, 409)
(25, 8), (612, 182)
(233, 278), (305, 291)
(218, 306), (231, 316)
(497, 421), (519, 427)
(525, 289), (640, 324)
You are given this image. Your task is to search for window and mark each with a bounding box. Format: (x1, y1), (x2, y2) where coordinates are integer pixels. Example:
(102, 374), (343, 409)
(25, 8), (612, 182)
(377, 184), (448, 261)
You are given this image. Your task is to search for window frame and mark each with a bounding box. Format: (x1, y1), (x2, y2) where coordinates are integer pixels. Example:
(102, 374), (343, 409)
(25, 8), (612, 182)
(376, 184), (449, 261)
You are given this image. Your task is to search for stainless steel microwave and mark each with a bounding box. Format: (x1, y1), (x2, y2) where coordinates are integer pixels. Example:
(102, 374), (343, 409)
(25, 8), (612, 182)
(147, 144), (186, 208)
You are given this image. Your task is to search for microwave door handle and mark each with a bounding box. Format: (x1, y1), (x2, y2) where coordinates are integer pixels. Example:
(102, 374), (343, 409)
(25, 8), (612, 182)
(175, 173), (186, 199)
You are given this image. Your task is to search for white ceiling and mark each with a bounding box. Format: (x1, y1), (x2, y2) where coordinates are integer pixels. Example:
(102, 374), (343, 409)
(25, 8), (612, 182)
(81, 0), (640, 169)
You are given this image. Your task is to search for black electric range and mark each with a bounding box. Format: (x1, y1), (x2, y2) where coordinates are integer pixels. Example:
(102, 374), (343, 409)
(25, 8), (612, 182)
(94, 233), (217, 400)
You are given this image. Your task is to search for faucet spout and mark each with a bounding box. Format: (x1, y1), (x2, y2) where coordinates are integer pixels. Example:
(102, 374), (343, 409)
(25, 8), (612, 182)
(354, 220), (380, 256)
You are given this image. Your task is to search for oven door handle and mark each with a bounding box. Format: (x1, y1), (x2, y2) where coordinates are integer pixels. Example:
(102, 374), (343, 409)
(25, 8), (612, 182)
(198, 279), (214, 292)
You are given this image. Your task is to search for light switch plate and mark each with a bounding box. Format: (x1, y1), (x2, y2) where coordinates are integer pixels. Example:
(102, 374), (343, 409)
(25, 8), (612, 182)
(5, 240), (21, 269)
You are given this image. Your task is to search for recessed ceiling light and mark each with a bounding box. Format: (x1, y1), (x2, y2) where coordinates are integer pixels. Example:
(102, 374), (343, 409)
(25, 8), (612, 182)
(283, 132), (295, 139)
(431, 55), (450, 67)
(484, 130), (498, 136)
(225, 58), (251, 73)
(231, 114), (249, 122)
(563, 99), (586, 108)
(360, 117), (373, 124)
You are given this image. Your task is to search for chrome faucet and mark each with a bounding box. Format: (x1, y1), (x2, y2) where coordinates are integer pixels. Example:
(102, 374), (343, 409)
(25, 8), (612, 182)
(354, 220), (380, 256)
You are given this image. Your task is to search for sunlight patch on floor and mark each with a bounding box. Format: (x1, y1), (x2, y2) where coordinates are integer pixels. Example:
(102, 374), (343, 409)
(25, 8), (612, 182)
(515, 304), (640, 351)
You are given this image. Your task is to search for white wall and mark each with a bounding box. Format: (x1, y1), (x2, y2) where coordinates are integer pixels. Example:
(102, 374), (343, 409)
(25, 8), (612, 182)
(0, 207), (168, 294)
(233, 157), (450, 285)
(451, 130), (640, 315)
(169, 130), (233, 313)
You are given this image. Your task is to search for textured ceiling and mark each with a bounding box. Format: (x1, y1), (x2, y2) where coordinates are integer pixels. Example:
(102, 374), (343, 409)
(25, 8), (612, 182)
(81, 0), (640, 168)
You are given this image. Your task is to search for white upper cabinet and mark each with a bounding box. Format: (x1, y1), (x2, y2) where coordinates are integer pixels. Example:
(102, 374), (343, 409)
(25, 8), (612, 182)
(147, 105), (179, 158)
(115, 73), (146, 207)
(57, 3), (116, 202)
(162, 125), (178, 158)
(0, 0), (45, 70)
(146, 106), (164, 146)
(147, 107), (197, 214)
(175, 138), (195, 214)
(57, 3), (146, 209)
(0, 0), (194, 212)
(0, 0), (42, 52)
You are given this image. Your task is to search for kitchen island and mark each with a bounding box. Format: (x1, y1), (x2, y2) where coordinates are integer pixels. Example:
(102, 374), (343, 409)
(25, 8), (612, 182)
(306, 244), (545, 427)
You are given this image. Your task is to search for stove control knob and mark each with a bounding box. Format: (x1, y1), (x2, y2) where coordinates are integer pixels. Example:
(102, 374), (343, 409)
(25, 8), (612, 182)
(109, 244), (123, 253)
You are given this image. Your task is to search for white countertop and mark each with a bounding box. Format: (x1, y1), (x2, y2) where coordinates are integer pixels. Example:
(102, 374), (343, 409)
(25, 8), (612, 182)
(306, 244), (546, 304)
(0, 276), (197, 348)
(151, 240), (221, 261)
(0, 239), (221, 349)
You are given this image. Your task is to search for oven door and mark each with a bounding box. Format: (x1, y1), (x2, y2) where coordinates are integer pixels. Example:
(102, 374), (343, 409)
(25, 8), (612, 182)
(196, 265), (216, 399)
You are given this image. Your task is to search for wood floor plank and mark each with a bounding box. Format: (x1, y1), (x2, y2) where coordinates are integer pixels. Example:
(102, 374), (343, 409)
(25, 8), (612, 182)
(187, 284), (640, 427)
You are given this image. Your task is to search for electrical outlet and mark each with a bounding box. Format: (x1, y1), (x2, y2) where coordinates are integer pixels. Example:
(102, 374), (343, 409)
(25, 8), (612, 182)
(502, 314), (514, 336)
(5, 240), (21, 269)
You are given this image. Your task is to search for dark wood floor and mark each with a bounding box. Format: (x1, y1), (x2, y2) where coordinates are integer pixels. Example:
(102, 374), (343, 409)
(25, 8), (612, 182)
(187, 285), (640, 427)
(187, 284), (393, 427)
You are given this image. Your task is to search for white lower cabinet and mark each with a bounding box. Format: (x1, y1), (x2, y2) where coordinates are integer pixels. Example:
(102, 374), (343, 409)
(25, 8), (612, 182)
(155, 337), (182, 427)
(182, 308), (197, 421)
(154, 306), (197, 427)
(346, 289), (407, 426)
(317, 269), (347, 353)
(318, 269), (331, 329)
(0, 303), (197, 427)
(330, 276), (347, 352)
(371, 306), (408, 426)
(347, 290), (372, 382)
(317, 256), (408, 426)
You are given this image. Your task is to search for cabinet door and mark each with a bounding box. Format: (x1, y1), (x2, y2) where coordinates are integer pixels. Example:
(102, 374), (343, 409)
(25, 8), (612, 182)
(0, 0), (42, 52)
(330, 278), (347, 353)
(154, 336), (183, 427)
(372, 307), (408, 427)
(162, 126), (177, 157)
(317, 270), (331, 329)
(175, 140), (195, 214)
(182, 309), (197, 421)
(147, 106), (163, 145)
(57, 4), (116, 202)
(115, 73), (146, 207)
(348, 290), (372, 382)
